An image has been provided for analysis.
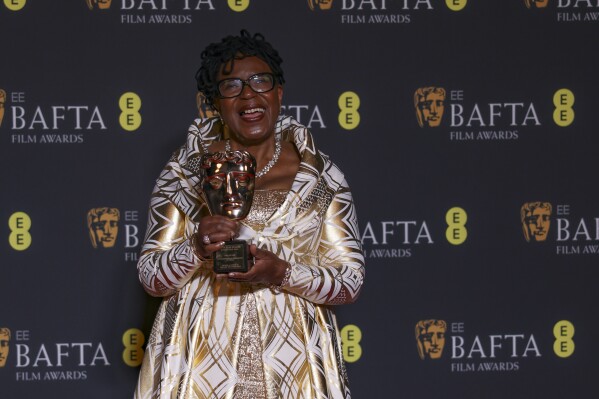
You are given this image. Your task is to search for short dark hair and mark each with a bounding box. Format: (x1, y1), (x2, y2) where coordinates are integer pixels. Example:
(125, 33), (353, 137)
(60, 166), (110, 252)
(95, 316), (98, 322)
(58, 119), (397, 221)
(195, 30), (285, 107)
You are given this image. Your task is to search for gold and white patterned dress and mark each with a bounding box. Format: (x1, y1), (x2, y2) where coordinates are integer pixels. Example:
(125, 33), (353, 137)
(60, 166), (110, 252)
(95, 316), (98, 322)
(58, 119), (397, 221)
(134, 116), (365, 399)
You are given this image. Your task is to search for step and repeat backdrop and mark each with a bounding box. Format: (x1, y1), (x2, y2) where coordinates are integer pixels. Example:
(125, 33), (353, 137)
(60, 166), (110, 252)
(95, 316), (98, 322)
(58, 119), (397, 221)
(1, 0), (598, 398)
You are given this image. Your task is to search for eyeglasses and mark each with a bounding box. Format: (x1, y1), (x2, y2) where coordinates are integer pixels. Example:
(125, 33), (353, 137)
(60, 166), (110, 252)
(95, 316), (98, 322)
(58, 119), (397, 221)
(217, 73), (276, 98)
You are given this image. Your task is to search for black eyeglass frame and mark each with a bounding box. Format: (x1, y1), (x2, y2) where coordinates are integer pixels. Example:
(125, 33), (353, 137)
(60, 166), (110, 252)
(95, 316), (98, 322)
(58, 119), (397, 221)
(216, 73), (276, 99)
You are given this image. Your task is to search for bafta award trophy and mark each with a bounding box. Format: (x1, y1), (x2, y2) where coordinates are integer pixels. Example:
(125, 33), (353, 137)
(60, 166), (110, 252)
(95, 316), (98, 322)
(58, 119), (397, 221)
(201, 150), (256, 273)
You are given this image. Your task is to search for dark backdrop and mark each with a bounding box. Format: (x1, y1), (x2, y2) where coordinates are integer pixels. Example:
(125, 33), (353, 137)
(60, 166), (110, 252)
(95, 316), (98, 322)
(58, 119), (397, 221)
(1, 1), (598, 398)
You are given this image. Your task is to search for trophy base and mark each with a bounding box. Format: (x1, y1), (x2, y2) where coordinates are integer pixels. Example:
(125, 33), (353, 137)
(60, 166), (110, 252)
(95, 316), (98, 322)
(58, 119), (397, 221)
(213, 240), (249, 273)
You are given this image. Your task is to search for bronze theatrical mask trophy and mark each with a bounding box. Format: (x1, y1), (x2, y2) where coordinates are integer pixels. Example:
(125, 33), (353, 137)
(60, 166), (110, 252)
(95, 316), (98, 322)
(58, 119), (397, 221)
(201, 150), (256, 273)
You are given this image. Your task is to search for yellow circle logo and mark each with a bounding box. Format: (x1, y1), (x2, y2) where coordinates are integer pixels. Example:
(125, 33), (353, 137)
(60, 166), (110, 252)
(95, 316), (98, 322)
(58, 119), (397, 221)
(4, 0), (26, 11)
(228, 0), (249, 12)
(445, 207), (467, 245)
(553, 88), (575, 127)
(119, 92), (142, 131)
(553, 320), (575, 358)
(446, 0), (467, 11)
(338, 91), (361, 130)
(9, 212), (32, 251)
(340, 324), (363, 363)
(553, 89), (575, 107)
(122, 328), (145, 367)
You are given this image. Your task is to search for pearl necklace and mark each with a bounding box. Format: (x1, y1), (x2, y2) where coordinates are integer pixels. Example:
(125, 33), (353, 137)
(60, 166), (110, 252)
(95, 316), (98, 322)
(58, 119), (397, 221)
(225, 135), (281, 179)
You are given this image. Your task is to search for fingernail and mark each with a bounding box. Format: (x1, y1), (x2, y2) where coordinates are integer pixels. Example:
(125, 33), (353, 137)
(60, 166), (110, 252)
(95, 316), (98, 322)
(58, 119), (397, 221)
(218, 241), (225, 247)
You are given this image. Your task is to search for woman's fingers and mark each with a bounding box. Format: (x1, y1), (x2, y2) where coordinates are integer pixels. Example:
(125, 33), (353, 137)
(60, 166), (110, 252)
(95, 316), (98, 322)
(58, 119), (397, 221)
(193, 216), (240, 258)
(226, 245), (285, 285)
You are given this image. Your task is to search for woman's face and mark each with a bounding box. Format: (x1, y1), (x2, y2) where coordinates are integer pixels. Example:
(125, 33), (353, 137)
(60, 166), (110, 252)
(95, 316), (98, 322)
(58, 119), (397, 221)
(213, 56), (283, 146)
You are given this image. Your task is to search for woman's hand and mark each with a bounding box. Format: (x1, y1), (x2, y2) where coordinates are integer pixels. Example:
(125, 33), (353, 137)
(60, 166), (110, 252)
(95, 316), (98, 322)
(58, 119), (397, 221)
(192, 215), (240, 259)
(223, 244), (289, 287)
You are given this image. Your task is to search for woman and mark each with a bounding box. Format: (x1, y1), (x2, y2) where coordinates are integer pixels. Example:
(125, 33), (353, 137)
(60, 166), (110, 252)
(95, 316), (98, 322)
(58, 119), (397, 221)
(135, 30), (365, 399)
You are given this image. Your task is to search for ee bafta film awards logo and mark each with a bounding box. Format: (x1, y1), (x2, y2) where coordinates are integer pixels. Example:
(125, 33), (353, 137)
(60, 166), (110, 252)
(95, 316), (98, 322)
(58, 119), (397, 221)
(0, 328), (10, 368)
(86, 0), (111, 10)
(87, 207), (120, 249)
(416, 319), (446, 360)
(521, 201), (552, 242)
(414, 87), (446, 128)
(524, 0), (548, 8)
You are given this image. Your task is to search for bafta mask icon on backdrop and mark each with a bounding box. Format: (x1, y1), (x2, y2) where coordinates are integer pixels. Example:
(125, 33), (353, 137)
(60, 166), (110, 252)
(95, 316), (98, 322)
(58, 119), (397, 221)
(524, 0), (548, 8)
(201, 151), (256, 221)
(308, 0), (333, 10)
(196, 91), (219, 120)
(415, 320), (447, 360)
(414, 87), (446, 128)
(87, 207), (120, 248)
(86, 0), (112, 10)
(521, 202), (552, 242)
(0, 328), (10, 368)
(0, 89), (6, 128)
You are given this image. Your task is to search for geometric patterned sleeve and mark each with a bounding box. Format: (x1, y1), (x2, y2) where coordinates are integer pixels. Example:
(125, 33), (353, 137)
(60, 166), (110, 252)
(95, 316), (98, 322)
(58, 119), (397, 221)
(136, 189), (203, 297)
(284, 179), (365, 305)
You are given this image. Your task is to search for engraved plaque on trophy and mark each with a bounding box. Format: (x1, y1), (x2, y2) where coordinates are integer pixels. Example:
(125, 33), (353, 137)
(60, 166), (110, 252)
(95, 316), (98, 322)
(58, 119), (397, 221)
(201, 150), (255, 273)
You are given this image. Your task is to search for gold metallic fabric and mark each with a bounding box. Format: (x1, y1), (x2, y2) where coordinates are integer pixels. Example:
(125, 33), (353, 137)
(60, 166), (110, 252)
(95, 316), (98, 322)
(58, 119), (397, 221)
(135, 116), (365, 399)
